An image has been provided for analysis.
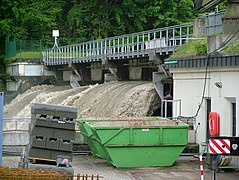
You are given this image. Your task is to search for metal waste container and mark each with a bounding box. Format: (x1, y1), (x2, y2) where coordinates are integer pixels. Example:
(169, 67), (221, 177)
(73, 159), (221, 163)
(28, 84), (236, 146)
(87, 119), (188, 167)
(77, 117), (164, 159)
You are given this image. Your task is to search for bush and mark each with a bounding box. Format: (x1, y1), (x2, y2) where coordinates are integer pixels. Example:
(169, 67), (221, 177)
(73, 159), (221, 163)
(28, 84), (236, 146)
(170, 39), (208, 58)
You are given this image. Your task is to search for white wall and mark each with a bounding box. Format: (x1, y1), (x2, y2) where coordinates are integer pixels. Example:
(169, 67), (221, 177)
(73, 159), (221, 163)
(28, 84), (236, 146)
(171, 67), (239, 152)
(6, 63), (54, 77)
(210, 67), (239, 137)
(24, 65), (42, 76)
(6, 81), (20, 91)
(6, 64), (19, 76)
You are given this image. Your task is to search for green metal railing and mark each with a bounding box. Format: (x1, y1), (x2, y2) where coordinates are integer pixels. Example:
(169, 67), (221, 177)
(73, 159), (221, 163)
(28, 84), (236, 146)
(5, 37), (44, 58)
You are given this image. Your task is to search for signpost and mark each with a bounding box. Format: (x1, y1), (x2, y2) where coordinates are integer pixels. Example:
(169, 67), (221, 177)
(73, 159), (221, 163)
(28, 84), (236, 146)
(52, 30), (60, 51)
(209, 136), (239, 180)
(0, 92), (4, 165)
(209, 137), (239, 155)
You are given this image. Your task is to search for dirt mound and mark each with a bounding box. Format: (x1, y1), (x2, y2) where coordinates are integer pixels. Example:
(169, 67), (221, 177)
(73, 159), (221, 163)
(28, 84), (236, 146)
(4, 81), (160, 118)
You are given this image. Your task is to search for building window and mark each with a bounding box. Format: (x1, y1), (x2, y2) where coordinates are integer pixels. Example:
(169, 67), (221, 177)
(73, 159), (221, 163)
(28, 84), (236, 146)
(232, 102), (236, 136)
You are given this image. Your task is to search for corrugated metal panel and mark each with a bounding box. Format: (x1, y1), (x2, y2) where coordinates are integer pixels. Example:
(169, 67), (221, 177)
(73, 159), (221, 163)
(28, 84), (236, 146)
(165, 54), (239, 69)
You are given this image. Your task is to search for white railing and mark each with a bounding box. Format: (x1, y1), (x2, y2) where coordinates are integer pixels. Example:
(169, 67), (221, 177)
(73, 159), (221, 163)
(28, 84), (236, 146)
(42, 23), (193, 66)
(3, 118), (31, 132)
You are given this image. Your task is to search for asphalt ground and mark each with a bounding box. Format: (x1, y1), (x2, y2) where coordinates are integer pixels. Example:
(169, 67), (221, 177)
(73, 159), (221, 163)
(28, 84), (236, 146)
(2, 154), (239, 180)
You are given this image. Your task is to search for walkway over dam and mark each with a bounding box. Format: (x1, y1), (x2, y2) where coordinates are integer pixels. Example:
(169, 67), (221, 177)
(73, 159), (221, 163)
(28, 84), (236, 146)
(40, 11), (224, 94)
(42, 11), (224, 67)
(43, 23), (193, 66)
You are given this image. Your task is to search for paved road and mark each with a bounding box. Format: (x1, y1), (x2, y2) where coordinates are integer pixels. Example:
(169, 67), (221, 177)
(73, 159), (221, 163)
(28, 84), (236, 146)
(71, 155), (239, 180)
(3, 154), (239, 179)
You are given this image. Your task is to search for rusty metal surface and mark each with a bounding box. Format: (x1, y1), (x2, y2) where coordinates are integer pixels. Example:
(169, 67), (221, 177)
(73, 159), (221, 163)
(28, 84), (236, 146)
(0, 166), (70, 179)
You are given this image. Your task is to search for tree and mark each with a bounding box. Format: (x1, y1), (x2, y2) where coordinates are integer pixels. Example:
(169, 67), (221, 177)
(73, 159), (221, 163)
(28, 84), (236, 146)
(0, 0), (27, 39)
(24, 0), (66, 46)
(66, 0), (148, 41)
(0, 0), (197, 49)
(144, 0), (195, 29)
(0, 0), (27, 62)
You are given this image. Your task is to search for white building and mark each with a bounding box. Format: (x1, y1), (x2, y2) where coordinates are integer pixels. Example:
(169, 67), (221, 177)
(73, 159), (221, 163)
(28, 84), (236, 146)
(165, 54), (239, 163)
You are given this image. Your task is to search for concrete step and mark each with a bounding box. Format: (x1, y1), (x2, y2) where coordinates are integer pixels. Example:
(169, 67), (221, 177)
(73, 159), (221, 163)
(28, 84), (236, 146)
(183, 143), (199, 154)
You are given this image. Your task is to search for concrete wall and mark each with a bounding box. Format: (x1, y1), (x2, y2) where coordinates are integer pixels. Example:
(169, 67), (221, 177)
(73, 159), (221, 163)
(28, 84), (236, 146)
(6, 81), (20, 91)
(3, 132), (29, 146)
(193, 18), (205, 37)
(91, 69), (102, 81)
(6, 63), (54, 77)
(104, 73), (115, 82)
(63, 70), (72, 81)
(207, 35), (226, 54)
(129, 67), (142, 80)
(171, 67), (239, 152)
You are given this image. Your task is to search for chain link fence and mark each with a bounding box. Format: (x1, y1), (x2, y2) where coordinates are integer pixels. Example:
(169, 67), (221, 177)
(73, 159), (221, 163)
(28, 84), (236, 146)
(5, 37), (45, 58)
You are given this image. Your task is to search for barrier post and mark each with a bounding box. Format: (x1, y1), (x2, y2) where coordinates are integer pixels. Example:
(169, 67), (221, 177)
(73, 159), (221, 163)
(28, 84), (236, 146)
(199, 154), (204, 180)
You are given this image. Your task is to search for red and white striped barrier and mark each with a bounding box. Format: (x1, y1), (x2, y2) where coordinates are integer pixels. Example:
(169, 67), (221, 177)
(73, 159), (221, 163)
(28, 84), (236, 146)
(209, 139), (230, 155)
(199, 155), (204, 180)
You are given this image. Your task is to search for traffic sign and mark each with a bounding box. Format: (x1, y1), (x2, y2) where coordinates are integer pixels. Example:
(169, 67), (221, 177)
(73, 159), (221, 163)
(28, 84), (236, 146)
(209, 139), (230, 155)
(209, 136), (239, 155)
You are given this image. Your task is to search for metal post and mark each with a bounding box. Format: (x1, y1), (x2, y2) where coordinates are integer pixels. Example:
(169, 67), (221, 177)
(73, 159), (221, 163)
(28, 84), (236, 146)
(210, 155), (217, 180)
(165, 101), (168, 118)
(211, 170), (216, 180)
(199, 154), (204, 180)
(0, 92), (4, 165)
(161, 101), (163, 117)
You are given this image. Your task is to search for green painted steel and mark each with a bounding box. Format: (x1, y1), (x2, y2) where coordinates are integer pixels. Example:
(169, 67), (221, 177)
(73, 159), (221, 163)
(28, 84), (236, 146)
(87, 119), (188, 168)
(5, 37), (43, 58)
(77, 117), (165, 159)
(79, 121), (108, 159)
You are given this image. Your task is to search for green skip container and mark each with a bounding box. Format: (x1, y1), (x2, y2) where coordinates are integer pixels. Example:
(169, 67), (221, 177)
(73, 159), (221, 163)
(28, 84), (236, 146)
(87, 119), (188, 168)
(78, 119), (108, 159)
(77, 117), (164, 159)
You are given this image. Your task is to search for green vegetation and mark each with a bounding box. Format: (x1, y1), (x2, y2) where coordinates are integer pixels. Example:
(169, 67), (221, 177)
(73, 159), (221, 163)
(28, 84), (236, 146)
(0, 0), (196, 46)
(224, 43), (239, 53)
(6, 52), (42, 62)
(0, 0), (228, 64)
(170, 39), (208, 58)
(0, 0), (200, 65)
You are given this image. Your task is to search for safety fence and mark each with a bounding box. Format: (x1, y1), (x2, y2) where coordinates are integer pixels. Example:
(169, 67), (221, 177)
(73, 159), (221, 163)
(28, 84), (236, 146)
(3, 118), (31, 132)
(5, 37), (45, 58)
(197, 10), (225, 36)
